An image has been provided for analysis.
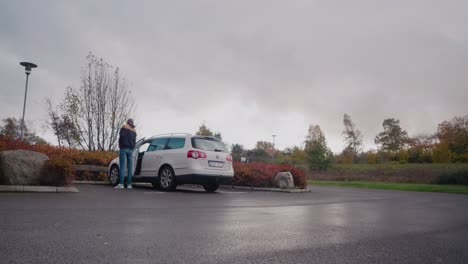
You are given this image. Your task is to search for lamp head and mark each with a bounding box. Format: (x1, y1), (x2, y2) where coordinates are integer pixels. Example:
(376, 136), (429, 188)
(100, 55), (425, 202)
(20, 62), (38, 75)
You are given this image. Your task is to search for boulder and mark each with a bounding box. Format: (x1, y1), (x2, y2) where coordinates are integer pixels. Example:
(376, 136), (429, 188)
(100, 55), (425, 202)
(273, 172), (295, 189)
(0, 150), (49, 185)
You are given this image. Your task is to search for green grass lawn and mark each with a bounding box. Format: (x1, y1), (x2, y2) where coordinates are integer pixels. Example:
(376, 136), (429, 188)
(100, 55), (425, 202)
(308, 180), (468, 194)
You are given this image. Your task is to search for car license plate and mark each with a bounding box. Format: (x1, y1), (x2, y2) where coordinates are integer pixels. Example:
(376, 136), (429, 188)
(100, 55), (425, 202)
(209, 161), (224, 168)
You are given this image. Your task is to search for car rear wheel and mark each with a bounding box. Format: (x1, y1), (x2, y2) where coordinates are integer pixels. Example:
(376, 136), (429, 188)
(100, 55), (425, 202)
(109, 165), (120, 186)
(203, 183), (219, 193)
(159, 166), (176, 191)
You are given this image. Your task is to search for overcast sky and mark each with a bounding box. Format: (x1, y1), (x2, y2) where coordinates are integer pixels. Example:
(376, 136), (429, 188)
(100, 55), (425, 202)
(1, 0), (467, 152)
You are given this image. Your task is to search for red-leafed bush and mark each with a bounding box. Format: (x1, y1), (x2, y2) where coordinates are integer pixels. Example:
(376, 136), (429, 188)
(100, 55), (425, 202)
(233, 162), (307, 188)
(0, 136), (116, 166)
(1, 136), (116, 183)
(41, 157), (75, 186)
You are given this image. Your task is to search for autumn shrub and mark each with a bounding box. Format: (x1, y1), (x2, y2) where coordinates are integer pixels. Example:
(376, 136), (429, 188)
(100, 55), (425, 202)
(284, 164), (307, 188)
(0, 136), (116, 166)
(434, 171), (468, 185)
(233, 162), (307, 188)
(1, 136), (116, 183)
(41, 157), (75, 186)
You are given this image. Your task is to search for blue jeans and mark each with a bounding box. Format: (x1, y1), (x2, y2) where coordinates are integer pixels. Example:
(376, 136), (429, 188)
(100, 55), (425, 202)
(119, 148), (133, 185)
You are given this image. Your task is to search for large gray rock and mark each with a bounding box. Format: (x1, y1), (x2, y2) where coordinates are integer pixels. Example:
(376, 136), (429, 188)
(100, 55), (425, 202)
(0, 150), (49, 185)
(273, 172), (295, 189)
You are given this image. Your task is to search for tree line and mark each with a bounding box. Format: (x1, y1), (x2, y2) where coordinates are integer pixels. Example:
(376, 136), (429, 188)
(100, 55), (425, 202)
(226, 114), (467, 170)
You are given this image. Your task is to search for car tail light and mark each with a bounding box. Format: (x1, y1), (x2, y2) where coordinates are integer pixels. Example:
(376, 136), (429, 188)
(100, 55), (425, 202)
(226, 154), (232, 162)
(187, 150), (207, 159)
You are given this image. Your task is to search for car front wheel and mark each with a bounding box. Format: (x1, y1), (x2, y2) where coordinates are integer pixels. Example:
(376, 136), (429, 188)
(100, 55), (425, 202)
(159, 166), (176, 191)
(109, 165), (120, 186)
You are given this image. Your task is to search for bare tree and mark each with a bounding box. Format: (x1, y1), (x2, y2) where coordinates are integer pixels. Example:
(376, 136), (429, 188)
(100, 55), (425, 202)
(107, 68), (134, 150)
(46, 98), (62, 147)
(342, 113), (363, 155)
(53, 53), (135, 151)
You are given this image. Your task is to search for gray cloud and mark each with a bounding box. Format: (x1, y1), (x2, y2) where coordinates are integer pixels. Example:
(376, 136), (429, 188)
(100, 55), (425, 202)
(1, 0), (467, 151)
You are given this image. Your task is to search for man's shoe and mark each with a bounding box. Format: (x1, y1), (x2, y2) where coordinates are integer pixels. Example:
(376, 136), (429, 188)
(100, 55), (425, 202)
(127, 184), (133, 189)
(114, 184), (124, 189)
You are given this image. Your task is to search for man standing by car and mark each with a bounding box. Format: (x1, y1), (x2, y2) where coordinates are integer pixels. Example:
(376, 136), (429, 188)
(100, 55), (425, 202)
(115, 118), (137, 189)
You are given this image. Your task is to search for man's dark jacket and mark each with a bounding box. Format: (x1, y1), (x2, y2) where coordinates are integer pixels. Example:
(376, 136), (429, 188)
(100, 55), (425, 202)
(119, 123), (137, 149)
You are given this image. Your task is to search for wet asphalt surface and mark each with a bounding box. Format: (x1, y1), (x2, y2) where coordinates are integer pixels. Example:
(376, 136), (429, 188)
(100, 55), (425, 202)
(1, 184), (468, 264)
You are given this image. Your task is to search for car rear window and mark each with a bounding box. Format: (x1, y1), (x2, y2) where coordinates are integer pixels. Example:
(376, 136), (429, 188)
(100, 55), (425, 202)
(191, 137), (228, 152)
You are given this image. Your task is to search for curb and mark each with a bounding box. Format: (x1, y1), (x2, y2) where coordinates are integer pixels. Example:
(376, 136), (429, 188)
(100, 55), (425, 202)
(220, 185), (311, 193)
(0, 185), (79, 193)
(72, 181), (311, 193)
(74, 180), (110, 185)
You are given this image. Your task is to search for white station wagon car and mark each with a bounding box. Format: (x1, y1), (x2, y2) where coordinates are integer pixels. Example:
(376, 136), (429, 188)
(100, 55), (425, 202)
(108, 133), (234, 192)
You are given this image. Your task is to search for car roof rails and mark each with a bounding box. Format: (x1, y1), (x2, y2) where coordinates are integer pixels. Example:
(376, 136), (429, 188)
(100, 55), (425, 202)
(149, 133), (193, 138)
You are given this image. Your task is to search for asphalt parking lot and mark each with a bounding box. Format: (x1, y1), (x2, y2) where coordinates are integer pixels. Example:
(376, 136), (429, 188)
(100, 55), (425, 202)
(1, 184), (468, 264)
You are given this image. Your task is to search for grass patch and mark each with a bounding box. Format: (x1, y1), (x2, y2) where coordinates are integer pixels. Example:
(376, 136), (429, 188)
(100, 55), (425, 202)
(330, 163), (468, 172)
(308, 180), (468, 195)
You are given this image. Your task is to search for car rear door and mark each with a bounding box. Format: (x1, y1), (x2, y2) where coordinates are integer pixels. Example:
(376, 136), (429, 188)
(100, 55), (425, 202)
(161, 137), (187, 174)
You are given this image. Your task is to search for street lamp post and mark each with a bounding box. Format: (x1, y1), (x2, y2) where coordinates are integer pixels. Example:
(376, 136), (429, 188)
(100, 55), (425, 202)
(272, 134), (277, 162)
(19, 62), (38, 140)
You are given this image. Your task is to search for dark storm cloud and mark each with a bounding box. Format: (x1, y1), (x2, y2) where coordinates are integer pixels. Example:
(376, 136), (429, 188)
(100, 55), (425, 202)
(1, 0), (467, 150)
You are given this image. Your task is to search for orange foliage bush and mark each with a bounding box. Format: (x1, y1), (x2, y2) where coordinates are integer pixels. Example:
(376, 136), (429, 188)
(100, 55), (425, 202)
(41, 157), (75, 186)
(0, 136), (116, 166)
(233, 162), (307, 188)
(1, 136), (116, 183)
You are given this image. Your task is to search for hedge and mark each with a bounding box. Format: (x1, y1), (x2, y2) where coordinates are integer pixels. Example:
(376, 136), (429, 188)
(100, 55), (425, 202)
(40, 157), (75, 186)
(0, 136), (115, 183)
(0, 136), (115, 166)
(233, 162), (307, 188)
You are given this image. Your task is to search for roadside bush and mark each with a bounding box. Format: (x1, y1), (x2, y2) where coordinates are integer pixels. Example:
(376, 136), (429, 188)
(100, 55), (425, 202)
(1, 137), (116, 183)
(233, 162), (307, 188)
(434, 171), (468, 185)
(0, 136), (116, 166)
(41, 157), (75, 186)
(286, 164), (307, 188)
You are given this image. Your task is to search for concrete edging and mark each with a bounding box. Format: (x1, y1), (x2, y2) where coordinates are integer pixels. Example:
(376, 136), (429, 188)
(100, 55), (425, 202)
(220, 185), (311, 193)
(73, 180), (310, 193)
(74, 180), (111, 185)
(0, 185), (79, 193)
